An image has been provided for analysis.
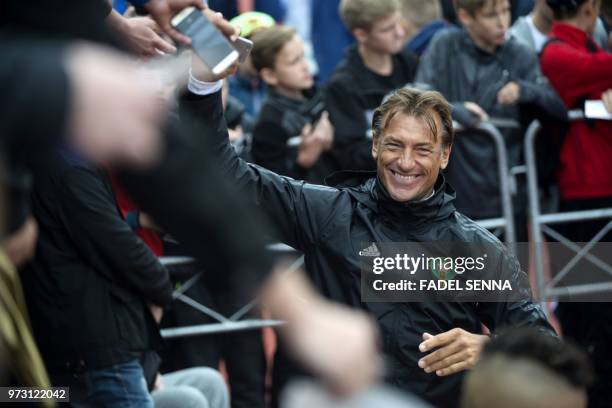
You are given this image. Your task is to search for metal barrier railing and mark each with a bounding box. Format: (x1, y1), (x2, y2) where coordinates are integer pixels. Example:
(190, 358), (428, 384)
(452, 121), (517, 247)
(524, 111), (612, 302)
(160, 244), (301, 339)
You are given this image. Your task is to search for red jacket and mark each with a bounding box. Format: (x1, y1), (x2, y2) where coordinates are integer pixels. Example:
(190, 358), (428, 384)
(540, 23), (612, 200)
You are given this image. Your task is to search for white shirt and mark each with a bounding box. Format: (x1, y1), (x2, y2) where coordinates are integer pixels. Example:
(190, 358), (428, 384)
(526, 14), (549, 53)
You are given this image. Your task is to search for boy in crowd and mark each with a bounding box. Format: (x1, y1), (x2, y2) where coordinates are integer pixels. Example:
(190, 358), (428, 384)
(414, 0), (566, 236)
(228, 11), (276, 117)
(250, 25), (336, 184)
(400, 0), (452, 56)
(326, 0), (419, 171)
(539, 0), (612, 405)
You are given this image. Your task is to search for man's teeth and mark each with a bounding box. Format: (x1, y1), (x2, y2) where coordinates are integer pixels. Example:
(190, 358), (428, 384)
(391, 170), (418, 181)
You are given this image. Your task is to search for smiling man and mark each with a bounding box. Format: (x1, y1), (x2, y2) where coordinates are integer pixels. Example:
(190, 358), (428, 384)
(181, 70), (555, 406)
(371, 91), (452, 203)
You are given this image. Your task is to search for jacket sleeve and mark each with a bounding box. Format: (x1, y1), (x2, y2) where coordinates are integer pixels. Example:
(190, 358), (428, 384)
(177, 89), (342, 253)
(59, 166), (173, 306)
(251, 120), (307, 180)
(475, 245), (556, 336)
(415, 33), (478, 127)
(326, 79), (376, 171)
(515, 48), (567, 120)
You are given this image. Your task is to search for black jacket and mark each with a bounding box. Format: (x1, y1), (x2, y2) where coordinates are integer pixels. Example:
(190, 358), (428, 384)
(252, 88), (336, 184)
(415, 29), (567, 218)
(180, 90), (555, 407)
(326, 45), (419, 171)
(22, 150), (172, 372)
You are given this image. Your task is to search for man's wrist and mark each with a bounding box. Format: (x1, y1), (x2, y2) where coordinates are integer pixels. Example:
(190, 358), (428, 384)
(106, 9), (129, 34)
(187, 68), (223, 95)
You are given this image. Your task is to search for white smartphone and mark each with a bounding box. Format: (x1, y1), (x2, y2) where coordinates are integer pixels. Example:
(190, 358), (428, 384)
(232, 37), (253, 63)
(171, 7), (239, 75)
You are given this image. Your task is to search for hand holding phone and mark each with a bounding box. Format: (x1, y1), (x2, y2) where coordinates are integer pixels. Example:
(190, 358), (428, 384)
(232, 37), (253, 63)
(171, 7), (238, 75)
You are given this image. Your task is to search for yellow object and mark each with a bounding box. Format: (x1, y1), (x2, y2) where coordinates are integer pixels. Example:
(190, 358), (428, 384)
(0, 250), (54, 407)
(229, 11), (276, 38)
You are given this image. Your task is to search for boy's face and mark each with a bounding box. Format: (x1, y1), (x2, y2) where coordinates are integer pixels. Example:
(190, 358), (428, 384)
(460, 0), (511, 51)
(266, 35), (313, 92)
(358, 11), (406, 55)
(372, 112), (451, 202)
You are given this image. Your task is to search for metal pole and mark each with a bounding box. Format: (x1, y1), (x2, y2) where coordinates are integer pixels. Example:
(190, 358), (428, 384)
(161, 320), (286, 339)
(524, 120), (547, 302)
(479, 122), (516, 247)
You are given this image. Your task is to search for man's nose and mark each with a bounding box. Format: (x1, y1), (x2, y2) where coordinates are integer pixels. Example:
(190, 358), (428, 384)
(397, 150), (416, 170)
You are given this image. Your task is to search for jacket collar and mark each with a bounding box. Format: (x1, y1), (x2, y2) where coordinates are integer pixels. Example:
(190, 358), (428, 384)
(343, 44), (371, 77)
(326, 170), (456, 226)
(267, 87), (317, 108)
(460, 28), (507, 58)
(550, 22), (600, 51)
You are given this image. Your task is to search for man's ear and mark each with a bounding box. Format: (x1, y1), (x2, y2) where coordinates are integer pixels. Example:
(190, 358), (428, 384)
(260, 67), (278, 86)
(371, 135), (379, 160)
(353, 27), (368, 44)
(456, 8), (473, 28)
(440, 144), (452, 170)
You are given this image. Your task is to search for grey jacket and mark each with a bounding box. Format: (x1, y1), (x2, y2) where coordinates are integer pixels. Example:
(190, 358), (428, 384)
(414, 29), (566, 219)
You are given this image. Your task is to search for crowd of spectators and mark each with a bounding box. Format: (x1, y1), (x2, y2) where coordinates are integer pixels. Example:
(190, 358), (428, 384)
(1, 0), (611, 407)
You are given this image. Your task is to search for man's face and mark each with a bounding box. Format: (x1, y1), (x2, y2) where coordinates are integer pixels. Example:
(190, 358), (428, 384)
(268, 35), (314, 91)
(461, 0), (511, 51)
(359, 12), (406, 55)
(372, 112), (451, 202)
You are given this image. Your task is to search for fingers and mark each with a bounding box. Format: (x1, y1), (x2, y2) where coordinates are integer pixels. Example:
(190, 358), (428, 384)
(190, 50), (238, 82)
(497, 82), (520, 105)
(143, 16), (162, 33)
(301, 123), (313, 136)
(464, 102), (489, 122)
(187, 0), (205, 9)
(435, 361), (471, 377)
(203, 9), (239, 40)
(164, 24), (192, 45)
(418, 338), (463, 369)
(152, 33), (177, 54)
(424, 350), (470, 375)
(419, 328), (460, 352)
(418, 330), (488, 377)
(497, 88), (512, 105)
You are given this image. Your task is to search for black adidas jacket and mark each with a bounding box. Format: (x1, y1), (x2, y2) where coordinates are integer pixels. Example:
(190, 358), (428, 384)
(180, 90), (554, 407)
